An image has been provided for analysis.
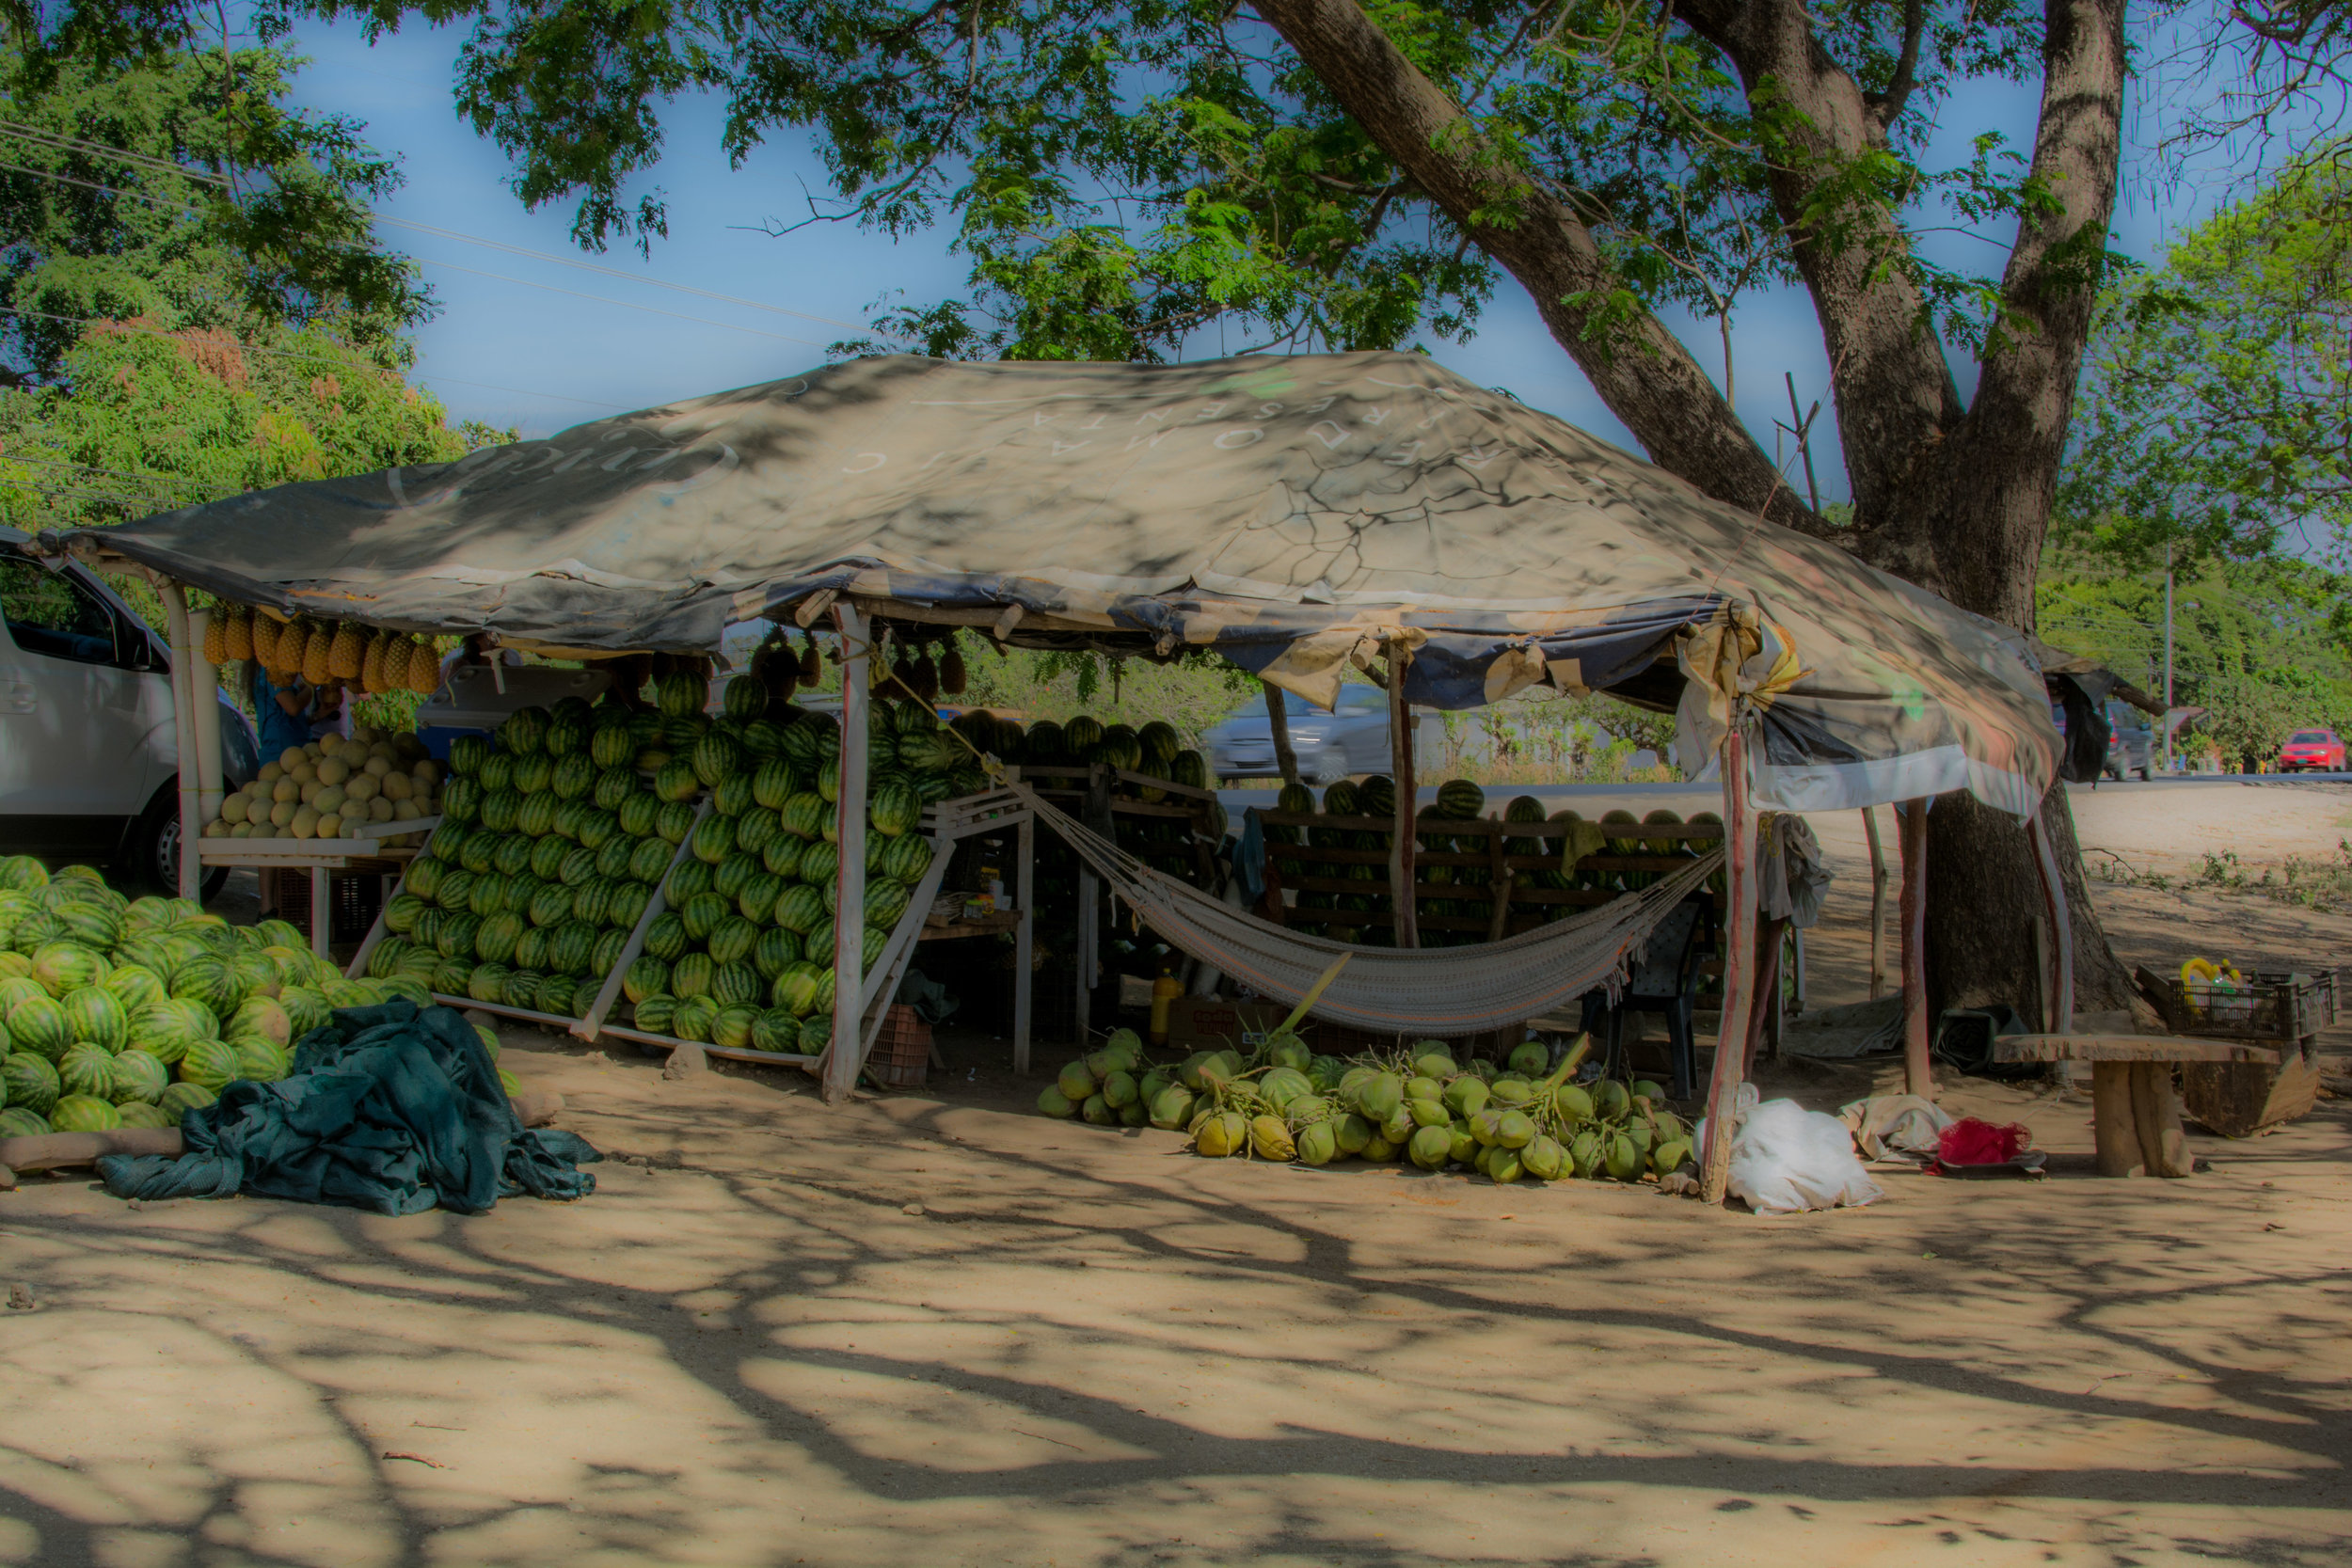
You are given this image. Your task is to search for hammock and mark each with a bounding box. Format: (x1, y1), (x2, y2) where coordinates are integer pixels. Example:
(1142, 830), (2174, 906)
(1010, 783), (1724, 1038)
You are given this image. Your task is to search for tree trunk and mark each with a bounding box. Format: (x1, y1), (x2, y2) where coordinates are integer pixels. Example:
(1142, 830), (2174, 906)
(1926, 784), (2136, 1022)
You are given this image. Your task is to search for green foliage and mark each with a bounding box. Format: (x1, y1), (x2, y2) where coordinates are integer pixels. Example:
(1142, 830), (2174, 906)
(945, 633), (1255, 752)
(0, 41), (431, 384)
(2057, 142), (2352, 563)
(2038, 555), (2352, 768)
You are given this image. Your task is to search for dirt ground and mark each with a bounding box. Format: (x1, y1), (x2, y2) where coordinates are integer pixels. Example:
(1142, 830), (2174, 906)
(4, 782), (2349, 1567)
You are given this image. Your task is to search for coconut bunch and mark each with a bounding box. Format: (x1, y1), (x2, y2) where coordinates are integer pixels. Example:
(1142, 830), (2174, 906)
(1038, 1029), (1696, 1186)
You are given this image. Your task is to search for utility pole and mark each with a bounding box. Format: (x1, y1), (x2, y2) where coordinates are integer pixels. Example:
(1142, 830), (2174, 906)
(2162, 545), (2175, 773)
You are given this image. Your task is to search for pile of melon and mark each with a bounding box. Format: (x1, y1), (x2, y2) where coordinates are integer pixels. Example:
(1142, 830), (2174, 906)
(1041, 1029), (1694, 1185)
(0, 857), (484, 1137)
(207, 727), (445, 847)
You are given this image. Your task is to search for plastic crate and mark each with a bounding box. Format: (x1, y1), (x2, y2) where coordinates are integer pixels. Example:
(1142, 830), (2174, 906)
(2165, 970), (2336, 1042)
(261, 868), (388, 947)
(868, 1005), (931, 1089)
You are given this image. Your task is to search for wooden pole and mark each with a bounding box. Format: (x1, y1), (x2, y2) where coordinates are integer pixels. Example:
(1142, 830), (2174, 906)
(1749, 914), (1789, 1069)
(1898, 798), (1933, 1097)
(159, 582), (202, 900)
(1862, 805), (1888, 1000)
(1386, 641), (1418, 947)
(1263, 681), (1301, 788)
(2026, 808), (2074, 1036)
(822, 602), (871, 1104)
(1013, 812), (1035, 1074)
(2091, 1062), (2144, 1176)
(1698, 728), (1756, 1205)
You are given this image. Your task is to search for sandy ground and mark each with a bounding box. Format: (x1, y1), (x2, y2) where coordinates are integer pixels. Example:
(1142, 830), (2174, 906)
(4, 782), (2350, 1567)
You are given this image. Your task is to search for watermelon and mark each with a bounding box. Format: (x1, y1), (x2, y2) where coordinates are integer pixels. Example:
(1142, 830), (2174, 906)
(732, 871), (780, 925)
(50, 1093), (121, 1132)
(58, 1042), (113, 1099)
(551, 800), (591, 842)
(434, 911), (481, 959)
(516, 792), (559, 838)
(689, 814), (736, 866)
(590, 928), (628, 979)
(130, 999), (212, 1064)
(882, 833), (934, 883)
(513, 924), (551, 971)
(665, 858), (714, 906)
(468, 874), (506, 919)
(770, 961), (821, 1016)
(711, 850), (758, 902)
(501, 970), (545, 1012)
(751, 760), (796, 811)
(55, 900), (120, 951)
(107, 1048), (168, 1105)
(611, 791), (657, 840)
(776, 721), (821, 770)
(558, 847), (597, 887)
(511, 752), (553, 794)
(623, 955), (671, 1004)
(476, 912), (525, 965)
(476, 787), (519, 832)
(763, 835), (806, 879)
(525, 882), (573, 927)
(234, 1037), (292, 1083)
(643, 911), (689, 962)
(816, 756), (842, 804)
(8, 993), (71, 1060)
(773, 884), (825, 935)
(574, 810), (618, 852)
(0, 1105), (50, 1136)
(712, 772), (754, 818)
(632, 994), (677, 1035)
(31, 941), (107, 997)
(467, 963), (510, 1004)
(732, 807), (781, 859)
(710, 961), (762, 1007)
(606, 881), (651, 931)
(571, 879), (611, 927)
(671, 953), (715, 999)
(750, 928), (799, 980)
(680, 891), (728, 942)
(446, 734), (490, 776)
(710, 1003), (759, 1050)
(0, 974), (43, 1014)
(546, 716), (588, 760)
(498, 705), (549, 755)
(110, 1101), (170, 1130)
(779, 793), (826, 841)
(798, 839), (840, 886)
(588, 767), (631, 813)
(4, 1053), (59, 1116)
(864, 879), (912, 932)
(706, 916), (757, 968)
(550, 922), (599, 975)
(593, 835), (636, 881)
(750, 1008), (801, 1053)
(158, 1081), (215, 1117)
(525, 973), (570, 1018)
(721, 674), (767, 721)
(627, 835), (674, 884)
(436, 866), (478, 913)
(0, 854), (48, 891)
(866, 780), (922, 838)
(797, 1014), (833, 1053)
(1437, 778), (1486, 819)
(229, 996), (292, 1048)
(672, 995), (719, 1042)
(654, 760), (699, 803)
(646, 802), (690, 847)
(591, 723), (636, 768)
(61, 986), (129, 1053)
(656, 671), (704, 719)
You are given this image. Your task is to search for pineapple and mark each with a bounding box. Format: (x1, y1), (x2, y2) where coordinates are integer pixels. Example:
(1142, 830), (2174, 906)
(302, 620), (333, 684)
(223, 605), (255, 661)
(405, 638), (439, 692)
(250, 611), (282, 670)
(200, 610), (228, 664)
(359, 631), (388, 693)
(328, 621), (365, 680)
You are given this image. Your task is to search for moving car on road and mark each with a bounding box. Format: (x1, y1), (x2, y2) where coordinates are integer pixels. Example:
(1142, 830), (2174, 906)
(2278, 729), (2346, 772)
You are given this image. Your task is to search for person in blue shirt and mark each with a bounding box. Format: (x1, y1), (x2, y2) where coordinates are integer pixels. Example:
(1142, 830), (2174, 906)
(248, 662), (312, 763)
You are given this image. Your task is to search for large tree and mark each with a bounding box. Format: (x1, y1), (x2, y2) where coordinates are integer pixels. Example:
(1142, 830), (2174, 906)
(29, 0), (2317, 1013)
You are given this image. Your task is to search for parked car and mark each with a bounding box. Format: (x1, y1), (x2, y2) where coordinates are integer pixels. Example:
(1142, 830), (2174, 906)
(1203, 684), (1401, 784)
(2101, 699), (2153, 781)
(2277, 728), (2346, 772)
(0, 528), (258, 894)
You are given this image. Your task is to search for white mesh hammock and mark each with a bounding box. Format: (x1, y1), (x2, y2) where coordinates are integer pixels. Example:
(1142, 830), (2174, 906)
(1009, 783), (1724, 1038)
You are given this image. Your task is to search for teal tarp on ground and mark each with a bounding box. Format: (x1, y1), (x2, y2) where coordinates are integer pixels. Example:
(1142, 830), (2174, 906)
(97, 1000), (600, 1214)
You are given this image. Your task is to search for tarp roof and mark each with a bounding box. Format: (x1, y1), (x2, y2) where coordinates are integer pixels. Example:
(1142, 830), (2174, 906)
(56, 351), (2058, 815)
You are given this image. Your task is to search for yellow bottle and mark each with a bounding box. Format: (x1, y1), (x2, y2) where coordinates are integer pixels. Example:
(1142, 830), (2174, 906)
(1150, 969), (1184, 1046)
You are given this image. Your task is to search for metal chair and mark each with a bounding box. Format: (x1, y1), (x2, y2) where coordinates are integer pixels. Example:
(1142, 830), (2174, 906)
(1579, 895), (1714, 1099)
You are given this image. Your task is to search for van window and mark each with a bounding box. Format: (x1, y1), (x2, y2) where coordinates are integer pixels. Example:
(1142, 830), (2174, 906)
(0, 551), (126, 667)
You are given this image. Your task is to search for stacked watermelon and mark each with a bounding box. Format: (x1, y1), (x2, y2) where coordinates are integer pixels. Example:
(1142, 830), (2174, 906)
(0, 859), (422, 1136)
(619, 684), (948, 1056)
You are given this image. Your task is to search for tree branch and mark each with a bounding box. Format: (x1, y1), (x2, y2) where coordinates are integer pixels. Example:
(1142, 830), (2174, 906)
(1866, 0), (1930, 130)
(1250, 0), (1831, 539)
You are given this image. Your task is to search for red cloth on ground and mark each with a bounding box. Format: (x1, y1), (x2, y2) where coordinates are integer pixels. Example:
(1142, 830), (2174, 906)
(1937, 1117), (2031, 1165)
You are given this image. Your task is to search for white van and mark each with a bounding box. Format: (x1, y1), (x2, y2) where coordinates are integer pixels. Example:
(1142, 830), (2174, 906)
(0, 527), (258, 894)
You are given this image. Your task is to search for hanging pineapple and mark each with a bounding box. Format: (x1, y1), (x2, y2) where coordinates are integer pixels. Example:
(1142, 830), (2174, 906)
(200, 609), (228, 664)
(301, 620), (334, 684)
(328, 621), (365, 680)
(223, 604), (255, 661)
(359, 631), (387, 693)
(909, 649), (940, 701)
(249, 611), (282, 670)
(939, 637), (967, 695)
(405, 636), (440, 693)
(799, 630), (822, 683)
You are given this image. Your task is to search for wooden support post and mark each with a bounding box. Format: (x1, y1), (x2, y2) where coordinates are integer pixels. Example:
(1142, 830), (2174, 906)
(1014, 812), (1035, 1075)
(822, 601), (871, 1104)
(1387, 641), (1418, 948)
(2131, 1063), (2192, 1177)
(309, 865), (331, 958)
(2091, 1062), (2144, 1177)
(2026, 808), (2074, 1036)
(1897, 798), (1932, 1097)
(1862, 805), (1888, 1001)
(160, 581), (202, 900)
(1749, 915), (1789, 1069)
(1075, 866), (1095, 1042)
(1698, 729), (1757, 1205)
(1263, 681), (1301, 788)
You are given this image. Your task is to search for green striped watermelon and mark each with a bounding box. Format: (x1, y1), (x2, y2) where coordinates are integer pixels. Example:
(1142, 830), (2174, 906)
(773, 884), (825, 935)
(738, 872), (783, 924)
(655, 800), (696, 845)
(178, 1035), (240, 1091)
(734, 806), (781, 856)
(691, 731), (741, 788)
(752, 927), (800, 978)
(864, 879), (911, 932)
(511, 753), (553, 794)
(553, 800), (591, 841)
(617, 791), (662, 839)
(8, 993), (70, 1060)
(538, 974), (580, 1017)
(498, 705), (549, 755)
(50, 1094), (120, 1132)
(457, 831), (500, 873)
(763, 836), (806, 879)
(558, 847), (598, 887)
(31, 941), (107, 997)
(712, 773), (753, 817)
(0, 1105), (47, 1136)
(665, 858), (714, 905)
(591, 929), (627, 977)
(713, 850), (758, 902)
(752, 760), (796, 810)
(475, 913), (524, 964)
(681, 892), (728, 942)
(750, 1008), (800, 1053)
(779, 792), (826, 840)
(867, 780), (921, 837)
(576, 811), (620, 851)
(62, 986), (128, 1053)
(437, 867), (478, 912)
(528, 882), (576, 927)
(770, 963), (821, 1016)
(550, 754), (596, 800)
(798, 840), (840, 886)
(591, 723), (636, 768)
(643, 911), (688, 962)
(631, 994), (677, 1035)
(671, 953), (714, 999)
(228, 996), (291, 1047)
(514, 925), (550, 971)
(628, 835), (674, 883)
(690, 813), (735, 865)
(722, 674), (767, 721)
(56, 902), (120, 951)
(158, 1081), (215, 1117)
(467, 874), (505, 919)
(235, 1037), (292, 1083)
(107, 1049), (168, 1105)
(448, 735), (491, 777)
(655, 760), (700, 802)
(501, 970), (544, 1012)
(516, 793), (559, 837)
(526, 834), (567, 880)
(385, 893), (429, 934)
(606, 881), (651, 931)
(593, 835), (635, 881)
(710, 1003), (759, 1050)
(707, 916), (757, 968)
(882, 833), (934, 883)
(655, 672), (702, 720)
(550, 922), (599, 975)
(467, 963), (510, 1004)
(1437, 778), (1486, 820)
(4, 1053), (60, 1115)
(710, 962), (762, 1007)
(593, 768), (635, 812)
(623, 955), (670, 1004)
(797, 1013), (833, 1053)
(672, 995), (718, 1042)
(479, 789), (522, 832)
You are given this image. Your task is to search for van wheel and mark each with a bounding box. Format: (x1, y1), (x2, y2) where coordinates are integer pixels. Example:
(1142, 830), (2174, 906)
(126, 787), (230, 902)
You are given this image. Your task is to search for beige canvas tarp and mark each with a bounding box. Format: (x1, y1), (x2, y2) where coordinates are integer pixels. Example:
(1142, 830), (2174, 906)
(54, 351), (2059, 815)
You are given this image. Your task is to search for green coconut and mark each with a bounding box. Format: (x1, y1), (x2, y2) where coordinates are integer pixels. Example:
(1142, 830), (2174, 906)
(1603, 1131), (1644, 1181)
(1249, 1115), (1295, 1161)
(1495, 1109), (1536, 1149)
(1507, 1040), (1549, 1076)
(1080, 1093), (1116, 1125)
(1295, 1118), (1340, 1166)
(1442, 1075), (1489, 1119)
(1331, 1113), (1373, 1156)
(1148, 1083), (1197, 1130)
(1520, 1133), (1566, 1180)
(1057, 1059), (1097, 1102)
(1407, 1125), (1454, 1170)
(1036, 1085), (1077, 1117)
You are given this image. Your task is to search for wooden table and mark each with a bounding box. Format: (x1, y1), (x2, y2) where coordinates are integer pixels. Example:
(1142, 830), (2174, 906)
(199, 823), (430, 957)
(1992, 1034), (2280, 1178)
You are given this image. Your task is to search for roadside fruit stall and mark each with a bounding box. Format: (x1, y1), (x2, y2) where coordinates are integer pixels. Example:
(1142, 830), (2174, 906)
(49, 350), (2067, 1202)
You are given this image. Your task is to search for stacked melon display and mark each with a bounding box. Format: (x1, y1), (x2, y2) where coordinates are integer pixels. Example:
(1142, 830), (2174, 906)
(1039, 1028), (1693, 1185)
(620, 684), (953, 1054)
(207, 726), (445, 847)
(0, 858), (431, 1136)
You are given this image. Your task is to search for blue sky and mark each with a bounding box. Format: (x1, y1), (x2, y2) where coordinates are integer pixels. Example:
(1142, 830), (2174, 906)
(282, 18), (2241, 494)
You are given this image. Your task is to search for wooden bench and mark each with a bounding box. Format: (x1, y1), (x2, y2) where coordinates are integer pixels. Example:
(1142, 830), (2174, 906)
(1992, 1035), (2280, 1178)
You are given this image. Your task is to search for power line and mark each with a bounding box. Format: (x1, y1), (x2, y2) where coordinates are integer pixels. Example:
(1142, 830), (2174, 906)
(0, 117), (225, 185)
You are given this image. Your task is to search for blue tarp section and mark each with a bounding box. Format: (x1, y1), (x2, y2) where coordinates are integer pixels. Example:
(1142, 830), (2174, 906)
(97, 1000), (600, 1215)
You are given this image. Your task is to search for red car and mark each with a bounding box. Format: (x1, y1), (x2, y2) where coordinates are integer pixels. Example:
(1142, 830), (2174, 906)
(2278, 729), (2346, 771)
